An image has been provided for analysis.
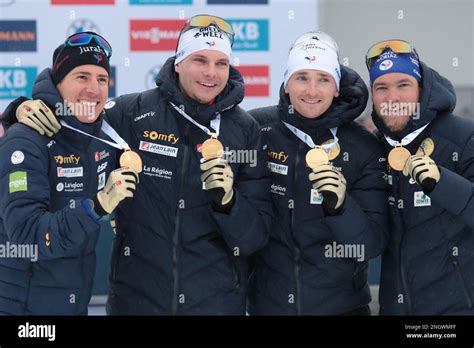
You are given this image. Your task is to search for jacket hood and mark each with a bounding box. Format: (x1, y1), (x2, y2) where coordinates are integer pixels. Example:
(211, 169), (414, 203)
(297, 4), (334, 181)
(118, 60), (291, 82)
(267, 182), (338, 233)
(371, 61), (456, 140)
(155, 57), (245, 124)
(278, 65), (369, 135)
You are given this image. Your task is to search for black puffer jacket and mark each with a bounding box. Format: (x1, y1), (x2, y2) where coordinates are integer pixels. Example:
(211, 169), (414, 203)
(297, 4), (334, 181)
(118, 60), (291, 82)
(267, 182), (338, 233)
(248, 66), (388, 315)
(373, 62), (474, 315)
(104, 57), (273, 315)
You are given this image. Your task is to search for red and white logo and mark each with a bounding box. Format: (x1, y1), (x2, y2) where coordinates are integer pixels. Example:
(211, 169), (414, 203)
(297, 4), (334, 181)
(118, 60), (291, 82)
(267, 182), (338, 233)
(130, 20), (185, 51)
(51, 0), (115, 4)
(237, 65), (270, 97)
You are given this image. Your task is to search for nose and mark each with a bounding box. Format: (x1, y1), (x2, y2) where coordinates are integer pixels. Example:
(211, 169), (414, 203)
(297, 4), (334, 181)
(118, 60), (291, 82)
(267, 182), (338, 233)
(306, 80), (320, 97)
(203, 63), (217, 79)
(386, 87), (401, 102)
(86, 79), (100, 95)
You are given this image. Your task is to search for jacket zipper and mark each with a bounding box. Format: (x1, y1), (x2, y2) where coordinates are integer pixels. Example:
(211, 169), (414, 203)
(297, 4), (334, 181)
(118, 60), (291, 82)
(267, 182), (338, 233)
(172, 123), (190, 315)
(397, 174), (412, 314)
(291, 142), (303, 315)
(453, 259), (473, 308)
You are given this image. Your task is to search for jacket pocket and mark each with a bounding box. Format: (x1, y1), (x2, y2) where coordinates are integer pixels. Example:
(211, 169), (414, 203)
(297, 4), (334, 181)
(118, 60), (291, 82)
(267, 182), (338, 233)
(453, 260), (473, 308)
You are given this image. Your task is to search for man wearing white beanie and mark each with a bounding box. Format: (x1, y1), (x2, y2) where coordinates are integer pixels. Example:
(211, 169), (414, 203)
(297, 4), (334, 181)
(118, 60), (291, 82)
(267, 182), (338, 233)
(5, 15), (272, 315)
(248, 31), (388, 315)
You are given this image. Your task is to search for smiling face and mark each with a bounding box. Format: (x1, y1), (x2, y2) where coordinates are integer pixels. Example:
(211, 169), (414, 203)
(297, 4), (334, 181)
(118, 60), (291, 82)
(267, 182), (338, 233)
(372, 72), (421, 132)
(174, 50), (230, 104)
(56, 64), (109, 123)
(284, 69), (339, 119)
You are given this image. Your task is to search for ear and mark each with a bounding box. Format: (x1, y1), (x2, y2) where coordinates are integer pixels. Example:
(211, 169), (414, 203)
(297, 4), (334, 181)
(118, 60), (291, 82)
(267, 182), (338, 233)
(334, 90), (339, 98)
(284, 84), (289, 94)
(174, 63), (180, 74)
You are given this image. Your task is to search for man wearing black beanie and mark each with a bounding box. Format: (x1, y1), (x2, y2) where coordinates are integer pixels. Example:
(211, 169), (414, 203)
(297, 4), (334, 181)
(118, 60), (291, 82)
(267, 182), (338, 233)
(0, 32), (138, 315)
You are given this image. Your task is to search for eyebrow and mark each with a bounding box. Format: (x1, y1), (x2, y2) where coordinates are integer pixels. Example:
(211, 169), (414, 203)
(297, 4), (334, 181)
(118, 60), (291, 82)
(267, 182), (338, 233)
(374, 78), (414, 88)
(73, 71), (109, 79)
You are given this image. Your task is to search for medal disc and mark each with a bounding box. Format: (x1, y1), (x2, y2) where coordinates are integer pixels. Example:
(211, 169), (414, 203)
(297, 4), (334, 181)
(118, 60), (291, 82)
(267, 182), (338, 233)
(388, 146), (411, 171)
(306, 147), (329, 169)
(120, 150), (143, 173)
(202, 138), (224, 160)
(321, 140), (341, 161)
(416, 137), (435, 156)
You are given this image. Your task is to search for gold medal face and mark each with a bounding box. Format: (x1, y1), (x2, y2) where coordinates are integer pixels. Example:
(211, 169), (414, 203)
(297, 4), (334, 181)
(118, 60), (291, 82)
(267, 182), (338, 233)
(416, 137), (435, 156)
(388, 146), (411, 171)
(120, 150), (143, 173)
(202, 138), (224, 160)
(306, 147), (329, 169)
(321, 140), (341, 161)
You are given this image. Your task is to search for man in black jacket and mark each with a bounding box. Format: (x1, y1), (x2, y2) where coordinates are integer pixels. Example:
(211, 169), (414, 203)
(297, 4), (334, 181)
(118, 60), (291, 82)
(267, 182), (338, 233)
(248, 31), (388, 315)
(366, 39), (474, 315)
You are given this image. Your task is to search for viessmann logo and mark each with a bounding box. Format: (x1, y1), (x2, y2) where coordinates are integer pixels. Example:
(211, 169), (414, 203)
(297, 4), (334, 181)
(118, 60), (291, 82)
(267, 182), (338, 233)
(130, 19), (185, 51)
(0, 20), (36, 52)
(237, 65), (269, 97)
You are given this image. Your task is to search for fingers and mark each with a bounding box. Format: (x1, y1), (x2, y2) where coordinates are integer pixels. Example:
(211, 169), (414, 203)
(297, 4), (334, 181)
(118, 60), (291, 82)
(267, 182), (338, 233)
(37, 100), (61, 131)
(200, 157), (227, 171)
(19, 116), (46, 136)
(201, 165), (233, 182)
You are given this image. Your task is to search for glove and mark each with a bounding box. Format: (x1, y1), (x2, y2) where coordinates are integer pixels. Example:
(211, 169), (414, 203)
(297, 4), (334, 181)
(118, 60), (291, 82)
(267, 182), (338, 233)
(402, 155), (440, 194)
(17, 99), (61, 137)
(308, 164), (347, 213)
(95, 168), (139, 214)
(200, 157), (234, 207)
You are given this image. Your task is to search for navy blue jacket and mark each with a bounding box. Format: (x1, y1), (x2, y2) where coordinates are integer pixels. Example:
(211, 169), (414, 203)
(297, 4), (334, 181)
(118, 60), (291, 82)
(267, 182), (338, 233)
(104, 57), (272, 315)
(373, 62), (474, 315)
(248, 66), (388, 315)
(0, 69), (116, 315)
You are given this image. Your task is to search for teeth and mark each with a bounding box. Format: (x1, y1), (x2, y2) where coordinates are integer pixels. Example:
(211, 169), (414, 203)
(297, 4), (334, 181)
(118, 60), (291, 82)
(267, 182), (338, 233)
(78, 100), (98, 106)
(199, 82), (216, 87)
(302, 99), (320, 104)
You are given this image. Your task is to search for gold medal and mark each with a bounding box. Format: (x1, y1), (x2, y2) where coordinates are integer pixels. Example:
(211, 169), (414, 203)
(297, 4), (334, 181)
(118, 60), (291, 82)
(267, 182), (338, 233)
(416, 137), (435, 156)
(306, 146), (329, 169)
(388, 145), (411, 171)
(202, 137), (224, 160)
(120, 149), (143, 173)
(322, 140), (341, 161)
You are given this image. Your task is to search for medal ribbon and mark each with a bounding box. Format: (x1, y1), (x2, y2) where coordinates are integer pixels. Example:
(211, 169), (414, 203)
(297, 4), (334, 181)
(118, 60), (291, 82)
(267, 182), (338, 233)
(169, 101), (221, 138)
(59, 119), (129, 150)
(282, 121), (338, 151)
(383, 123), (430, 147)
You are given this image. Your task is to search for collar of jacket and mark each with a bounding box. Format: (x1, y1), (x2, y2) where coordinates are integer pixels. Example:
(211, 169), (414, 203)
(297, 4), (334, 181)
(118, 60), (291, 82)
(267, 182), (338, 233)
(155, 56), (245, 125)
(277, 65), (368, 138)
(371, 61), (456, 141)
(32, 68), (103, 148)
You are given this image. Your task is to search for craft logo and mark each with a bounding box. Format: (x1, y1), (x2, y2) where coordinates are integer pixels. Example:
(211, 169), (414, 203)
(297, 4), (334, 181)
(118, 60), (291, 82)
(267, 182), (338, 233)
(0, 67), (36, 99)
(237, 65), (269, 97)
(0, 20), (36, 51)
(130, 19), (185, 51)
(228, 19), (268, 51)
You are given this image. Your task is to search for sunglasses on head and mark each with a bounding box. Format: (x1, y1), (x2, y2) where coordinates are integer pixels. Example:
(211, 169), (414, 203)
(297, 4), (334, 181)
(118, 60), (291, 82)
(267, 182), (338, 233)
(65, 32), (112, 58)
(365, 39), (418, 69)
(176, 14), (235, 51)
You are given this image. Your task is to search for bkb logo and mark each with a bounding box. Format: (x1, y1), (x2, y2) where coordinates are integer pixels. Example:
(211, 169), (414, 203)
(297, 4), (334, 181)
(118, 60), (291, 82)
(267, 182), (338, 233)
(228, 19), (268, 51)
(0, 20), (36, 51)
(0, 67), (36, 99)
